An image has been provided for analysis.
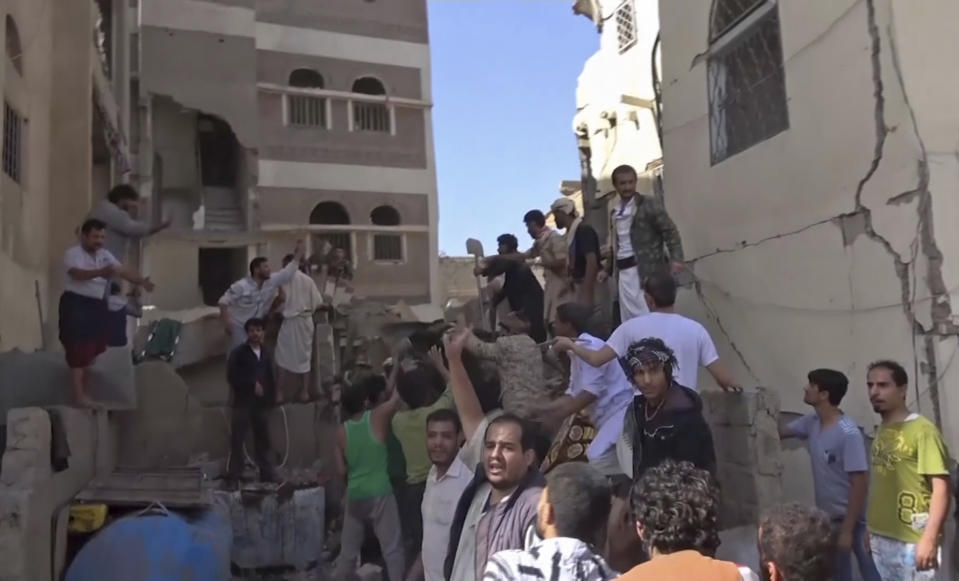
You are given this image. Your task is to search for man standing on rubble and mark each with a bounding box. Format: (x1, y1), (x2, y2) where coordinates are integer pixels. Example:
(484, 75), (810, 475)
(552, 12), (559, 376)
(476, 234), (547, 342)
(520, 209), (571, 336)
(550, 197), (603, 335)
(226, 317), (277, 483)
(219, 240), (305, 349)
(600, 164), (684, 322)
(274, 253), (323, 403)
(60, 219), (155, 408)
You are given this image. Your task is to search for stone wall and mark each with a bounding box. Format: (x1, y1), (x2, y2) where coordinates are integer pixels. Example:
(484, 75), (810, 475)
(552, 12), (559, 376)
(0, 407), (114, 581)
(701, 388), (784, 528)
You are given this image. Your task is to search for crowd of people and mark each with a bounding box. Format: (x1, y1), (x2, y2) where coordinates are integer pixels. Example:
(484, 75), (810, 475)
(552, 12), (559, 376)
(58, 169), (953, 580)
(327, 163), (952, 580)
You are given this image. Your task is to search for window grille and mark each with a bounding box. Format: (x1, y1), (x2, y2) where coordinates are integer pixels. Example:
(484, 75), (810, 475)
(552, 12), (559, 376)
(3, 102), (23, 183)
(353, 102), (390, 133)
(373, 234), (403, 261)
(707, 3), (788, 164)
(288, 95), (327, 128)
(710, 0), (765, 40)
(615, 0), (637, 53)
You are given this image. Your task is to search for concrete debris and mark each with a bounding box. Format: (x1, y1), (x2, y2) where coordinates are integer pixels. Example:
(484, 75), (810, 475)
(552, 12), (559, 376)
(221, 485), (325, 571)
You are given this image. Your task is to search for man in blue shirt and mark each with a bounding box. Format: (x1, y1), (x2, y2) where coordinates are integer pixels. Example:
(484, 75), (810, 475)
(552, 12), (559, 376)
(779, 369), (880, 581)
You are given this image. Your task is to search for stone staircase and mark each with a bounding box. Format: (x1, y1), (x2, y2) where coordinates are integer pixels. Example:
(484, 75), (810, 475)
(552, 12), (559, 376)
(202, 186), (243, 231)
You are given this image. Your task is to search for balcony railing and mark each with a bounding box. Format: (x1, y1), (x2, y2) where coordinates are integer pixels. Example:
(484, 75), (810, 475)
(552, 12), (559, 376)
(259, 83), (430, 136)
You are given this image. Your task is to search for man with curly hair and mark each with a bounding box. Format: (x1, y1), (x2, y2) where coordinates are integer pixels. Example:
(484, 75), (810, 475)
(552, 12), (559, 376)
(618, 460), (757, 580)
(759, 502), (836, 581)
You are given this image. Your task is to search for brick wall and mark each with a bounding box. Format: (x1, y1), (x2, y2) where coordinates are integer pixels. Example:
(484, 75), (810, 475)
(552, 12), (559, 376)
(701, 388), (784, 528)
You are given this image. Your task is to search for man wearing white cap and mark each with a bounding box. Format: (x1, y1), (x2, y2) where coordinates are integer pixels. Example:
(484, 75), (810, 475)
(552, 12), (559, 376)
(550, 197), (601, 318)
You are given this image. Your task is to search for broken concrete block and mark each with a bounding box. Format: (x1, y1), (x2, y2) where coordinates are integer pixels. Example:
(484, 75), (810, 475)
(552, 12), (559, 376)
(0, 490), (31, 581)
(221, 485), (325, 571)
(1, 408), (53, 487)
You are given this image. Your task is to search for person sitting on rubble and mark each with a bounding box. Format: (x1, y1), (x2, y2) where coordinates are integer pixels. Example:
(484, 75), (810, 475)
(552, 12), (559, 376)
(225, 317), (278, 484)
(334, 368), (405, 580)
(60, 218), (155, 408)
(461, 312), (549, 421)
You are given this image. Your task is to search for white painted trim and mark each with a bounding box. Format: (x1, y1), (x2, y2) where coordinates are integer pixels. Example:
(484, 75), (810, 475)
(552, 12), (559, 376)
(389, 107), (397, 136)
(141, 0), (255, 38)
(367, 232), (407, 265)
(325, 98), (333, 130)
(260, 223), (429, 234)
(258, 83), (431, 109)
(281, 93), (289, 126)
(256, 23), (429, 70)
(346, 100), (354, 133)
(258, 160), (435, 195)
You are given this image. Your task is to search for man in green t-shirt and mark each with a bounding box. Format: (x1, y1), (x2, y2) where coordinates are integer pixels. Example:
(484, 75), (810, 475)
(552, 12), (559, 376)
(865, 360), (950, 580)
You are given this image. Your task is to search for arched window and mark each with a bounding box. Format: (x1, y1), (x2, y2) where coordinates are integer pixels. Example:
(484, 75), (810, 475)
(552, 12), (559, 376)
(370, 205), (400, 226)
(289, 68), (324, 88)
(287, 69), (327, 127)
(6, 15), (22, 75)
(370, 205), (402, 261)
(310, 202), (351, 263)
(310, 201), (350, 224)
(351, 76), (390, 133)
(351, 77), (386, 96)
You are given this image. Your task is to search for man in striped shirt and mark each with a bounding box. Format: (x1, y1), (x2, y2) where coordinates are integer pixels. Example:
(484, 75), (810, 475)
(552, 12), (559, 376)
(482, 462), (616, 581)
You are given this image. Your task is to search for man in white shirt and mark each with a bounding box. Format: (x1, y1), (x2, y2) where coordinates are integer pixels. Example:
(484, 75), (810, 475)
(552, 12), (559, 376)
(60, 219), (154, 407)
(408, 408), (473, 581)
(218, 241), (304, 349)
(554, 272), (739, 392)
(534, 303), (633, 476)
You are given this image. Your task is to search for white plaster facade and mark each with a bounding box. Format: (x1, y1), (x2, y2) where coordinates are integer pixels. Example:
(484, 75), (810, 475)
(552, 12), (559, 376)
(572, 0), (663, 228)
(658, 0), (959, 459)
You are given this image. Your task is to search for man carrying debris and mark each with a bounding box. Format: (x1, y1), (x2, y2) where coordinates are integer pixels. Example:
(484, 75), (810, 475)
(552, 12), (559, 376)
(218, 240), (305, 349)
(60, 219), (155, 408)
(225, 317), (277, 483)
(274, 253), (323, 403)
(476, 234), (547, 342)
(89, 184), (171, 263)
(521, 209), (572, 336)
(462, 312), (548, 419)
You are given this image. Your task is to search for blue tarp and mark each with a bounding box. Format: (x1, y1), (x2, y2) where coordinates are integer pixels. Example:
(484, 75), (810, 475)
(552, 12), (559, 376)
(67, 504), (231, 581)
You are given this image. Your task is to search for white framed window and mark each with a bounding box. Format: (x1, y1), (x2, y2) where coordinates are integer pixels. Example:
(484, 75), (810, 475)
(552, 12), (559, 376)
(372, 234), (404, 262)
(287, 94), (329, 128)
(3, 101), (24, 183)
(615, 0), (637, 54)
(286, 68), (329, 129)
(707, 0), (788, 164)
(350, 77), (392, 134)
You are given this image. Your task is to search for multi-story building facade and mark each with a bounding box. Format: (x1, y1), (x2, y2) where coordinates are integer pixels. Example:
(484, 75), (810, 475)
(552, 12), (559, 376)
(136, 0), (439, 311)
(0, 0), (132, 352)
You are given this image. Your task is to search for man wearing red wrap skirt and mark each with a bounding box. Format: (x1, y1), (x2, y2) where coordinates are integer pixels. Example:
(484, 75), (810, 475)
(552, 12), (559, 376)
(59, 219), (154, 407)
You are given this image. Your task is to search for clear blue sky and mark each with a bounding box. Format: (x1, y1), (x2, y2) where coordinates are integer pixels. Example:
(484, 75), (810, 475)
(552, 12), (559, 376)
(428, 0), (598, 255)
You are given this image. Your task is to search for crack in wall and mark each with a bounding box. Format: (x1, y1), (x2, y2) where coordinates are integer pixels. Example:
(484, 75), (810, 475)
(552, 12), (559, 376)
(692, 280), (760, 382)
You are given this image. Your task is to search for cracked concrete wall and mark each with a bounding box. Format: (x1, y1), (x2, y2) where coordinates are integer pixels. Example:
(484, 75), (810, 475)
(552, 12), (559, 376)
(659, 0), (959, 466)
(0, 408), (114, 581)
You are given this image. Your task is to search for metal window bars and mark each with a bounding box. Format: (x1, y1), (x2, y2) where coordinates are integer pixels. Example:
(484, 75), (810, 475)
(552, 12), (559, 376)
(287, 95), (327, 128)
(707, 5), (788, 164)
(3, 101), (22, 183)
(615, 0), (637, 54)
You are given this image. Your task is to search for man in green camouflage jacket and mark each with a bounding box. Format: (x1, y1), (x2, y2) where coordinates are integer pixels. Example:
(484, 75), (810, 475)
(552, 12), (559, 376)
(600, 164), (684, 322)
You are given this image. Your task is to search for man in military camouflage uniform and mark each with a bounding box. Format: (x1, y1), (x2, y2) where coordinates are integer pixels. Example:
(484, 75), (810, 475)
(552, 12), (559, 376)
(463, 311), (549, 419)
(601, 164), (685, 322)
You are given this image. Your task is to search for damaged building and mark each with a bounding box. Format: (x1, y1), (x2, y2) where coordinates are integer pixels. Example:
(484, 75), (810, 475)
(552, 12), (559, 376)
(137, 0), (440, 311)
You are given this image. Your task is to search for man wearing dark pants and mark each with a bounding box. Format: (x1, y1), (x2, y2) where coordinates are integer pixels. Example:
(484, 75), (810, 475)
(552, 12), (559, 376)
(226, 317), (277, 483)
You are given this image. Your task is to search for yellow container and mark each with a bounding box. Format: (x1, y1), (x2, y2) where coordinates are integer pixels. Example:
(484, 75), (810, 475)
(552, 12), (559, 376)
(68, 504), (108, 534)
